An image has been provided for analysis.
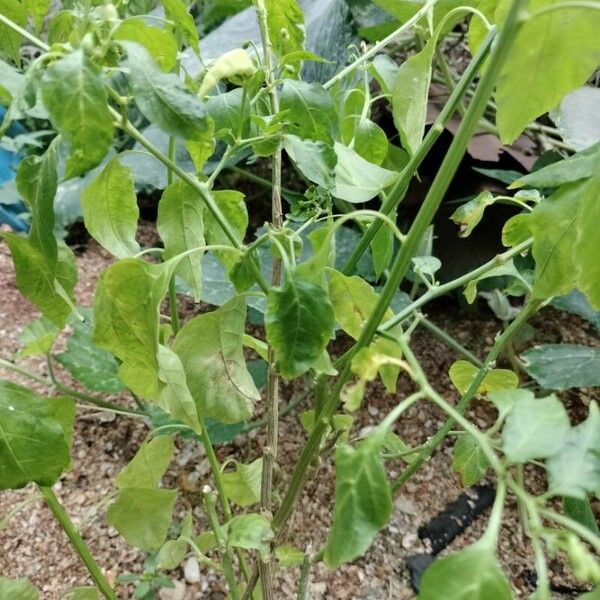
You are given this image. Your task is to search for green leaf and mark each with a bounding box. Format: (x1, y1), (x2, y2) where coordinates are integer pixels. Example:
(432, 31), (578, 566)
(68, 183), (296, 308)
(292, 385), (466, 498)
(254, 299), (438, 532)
(282, 134), (337, 189)
(161, 0), (199, 54)
(157, 180), (204, 301)
(581, 588), (600, 600)
(0, 577), (38, 600)
(107, 488), (177, 552)
(25, 0), (50, 30)
(222, 457), (262, 507)
(226, 513), (274, 560)
(279, 80), (338, 143)
(114, 18), (178, 72)
(62, 587), (98, 600)
(352, 119), (389, 166)
(327, 269), (402, 392)
(573, 169), (600, 309)
(418, 542), (512, 599)
(449, 360), (518, 395)
(197, 48), (257, 98)
(0, 0), (27, 65)
(392, 39), (434, 156)
(108, 437), (176, 551)
(184, 118), (216, 172)
(122, 42), (208, 139)
(157, 513), (193, 570)
(41, 50), (113, 178)
(0, 380), (73, 490)
(3, 234), (76, 328)
(275, 545), (305, 567)
(81, 158), (140, 258)
(55, 309), (124, 394)
(265, 270), (334, 378)
(450, 191), (495, 238)
(203, 189), (248, 272)
(206, 88), (247, 140)
(495, 0), (600, 144)
(547, 402), (600, 499)
(324, 431), (392, 568)
(264, 0), (305, 71)
(452, 434), (490, 487)
(18, 316), (58, 358)
(553, 291), (600, 334)
(93, 259), (170, 400)
(501, 393), (570, 463)
(173, 296), (258, 423)
(332, 142), (398, 203)
(156, 345), (202, 435)
(521, 344), (600, 390)
(509, 143), (600, 189)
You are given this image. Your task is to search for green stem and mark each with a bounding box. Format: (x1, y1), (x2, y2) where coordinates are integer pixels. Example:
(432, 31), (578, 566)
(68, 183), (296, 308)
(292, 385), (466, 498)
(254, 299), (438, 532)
(481, 479), (506, 546)
(168, 265), (181, 335)
(39, 487), (118, 600)
(392, 299), (540, 491)
(0, 357), (48, 385)
(539, 508), (600, 552)
(341, 27), (497, 276)
(296, 552), (311, 600)
(418, 317), (483, 367)
(203, 488), (240, 600)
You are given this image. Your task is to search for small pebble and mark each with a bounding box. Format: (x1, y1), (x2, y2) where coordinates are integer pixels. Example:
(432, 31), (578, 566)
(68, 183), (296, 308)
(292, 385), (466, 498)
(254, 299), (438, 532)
(183, 556), (201, 584)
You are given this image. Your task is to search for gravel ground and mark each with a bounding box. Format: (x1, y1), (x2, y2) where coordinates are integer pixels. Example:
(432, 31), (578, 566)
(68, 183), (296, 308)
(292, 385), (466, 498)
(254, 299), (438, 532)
(0, 232), (598, 599)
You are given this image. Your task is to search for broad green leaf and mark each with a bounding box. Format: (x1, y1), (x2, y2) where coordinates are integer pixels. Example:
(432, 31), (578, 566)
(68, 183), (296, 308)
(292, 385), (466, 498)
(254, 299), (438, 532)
(452, 434), (490, 487)
(573, 169), (600, 308)
(114, 18), (178, 72)
(581, 588), (600, 600)
(108, 437), (176, 551)
(173, 296), (258, 423)
(449, 360), (518, 395)
(157, 513), (193, 570)
(353, 119), (388, 166)
(156, 345), (202, 434)
(332, 142), (398, 203)
(450, 191), (495, 238)
(226, 513), (273, 560)
(16, 136), (60, 261)
(547, 402), (600, 499)
(93, 259), (170, 400)
(3, 234), (76, 328)
(122, 42), (208, 139)
(157, 180), (204, 301)
(503, 183), (579, 301)
(198, 48), (257, 98)
(495, 0), (600, 143)
(55, 309), (124, 394)
(18, 316), (58, 358)
(161, 0), (199, 54)
(487, 388), (530, 422)
(116, 437), (174, 489)
(283, 134), (337, 189)
(0, 380), (73, 490)
(553, 291), (600, 334)
(25, 0), (50, 30)
(509, 143), (600, 189)
(222, 457), (262, 507)
(501, 393), (570, 463)
(279, 80), (338, 143)
(265, 270), (334, 378)
(41, 50), (113, 178)
(0, 577), (38, 600)
(418, 541), (512, 599)
(0, 0), (27, 65)
(264, 0), (305, 72)
(275, 545), (305, 567)
(324, 431), (392, 567)
(327, 269), (402, 392)
(203, 189), (248, 271)
(62, 587), (98, 600)
(81, 158), (140, 259)
(392, 39), (434, 156)
(184, 118), (216, 172)
(48, 10), (74, 44)
(206, 88), (247, 140)
(521, 344), (600, 390)
(107, 488), (177, 551)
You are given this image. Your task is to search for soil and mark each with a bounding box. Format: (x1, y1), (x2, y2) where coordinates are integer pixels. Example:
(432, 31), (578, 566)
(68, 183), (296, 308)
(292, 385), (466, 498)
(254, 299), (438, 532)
(0, 227), (599, 600)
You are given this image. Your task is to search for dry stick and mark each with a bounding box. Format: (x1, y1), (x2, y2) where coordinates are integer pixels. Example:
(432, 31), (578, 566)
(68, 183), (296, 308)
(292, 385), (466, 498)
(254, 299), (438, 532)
(241, 2), (527, 593)
(253, 1), (283, 598)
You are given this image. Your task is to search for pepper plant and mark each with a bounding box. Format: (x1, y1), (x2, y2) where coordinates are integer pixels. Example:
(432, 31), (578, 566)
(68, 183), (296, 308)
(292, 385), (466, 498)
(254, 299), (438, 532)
(1, 0), (600, 598)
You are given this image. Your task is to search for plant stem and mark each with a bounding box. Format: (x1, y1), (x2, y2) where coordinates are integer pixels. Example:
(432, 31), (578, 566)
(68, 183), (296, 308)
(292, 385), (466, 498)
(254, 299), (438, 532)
(418, 317), (483, 367)
(341, 27), (497, 276)
(39, 486), (118, 600)
(323, 0), (437, 90)
(392, 299), (541, 491)
(0, 357), (49, 385)
(297, 552), (311, 600)
(203, 488), (240, 600)
(253, 1), (282, 598)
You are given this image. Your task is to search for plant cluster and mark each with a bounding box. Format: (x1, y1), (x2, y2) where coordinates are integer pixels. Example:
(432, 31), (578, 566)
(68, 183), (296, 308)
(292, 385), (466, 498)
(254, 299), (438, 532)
(0, 0), (599, 598)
